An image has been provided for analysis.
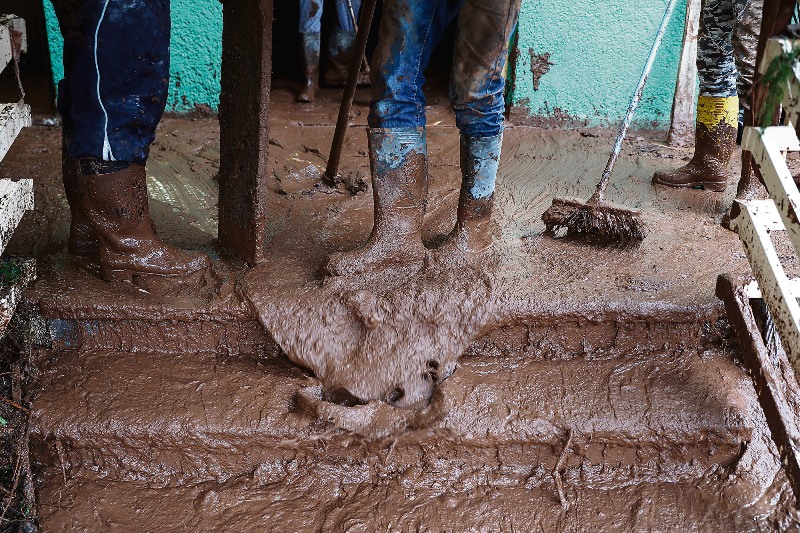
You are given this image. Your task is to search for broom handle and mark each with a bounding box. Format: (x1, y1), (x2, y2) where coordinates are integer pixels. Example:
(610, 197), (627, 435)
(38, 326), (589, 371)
(592, 0), (680, 204)
(347, 0), (370, 72)
(324, 0), (378, 185)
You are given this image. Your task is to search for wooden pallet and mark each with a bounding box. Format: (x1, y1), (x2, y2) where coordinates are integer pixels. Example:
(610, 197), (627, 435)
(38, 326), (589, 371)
(725, 34), (800, 506)
(0, 14), (35, 336)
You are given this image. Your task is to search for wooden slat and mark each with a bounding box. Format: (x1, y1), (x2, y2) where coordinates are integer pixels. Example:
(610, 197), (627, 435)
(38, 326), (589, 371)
(742, 126), (800, 259)
(668, 0), (700, 147)
(731, 199), (800, 390)
(716, 274), (800, 507)
(0, 179), (33, 257)
(0, 15), (26, 77)
(0, 103), (31, 164)
(744, 277), (800, 299)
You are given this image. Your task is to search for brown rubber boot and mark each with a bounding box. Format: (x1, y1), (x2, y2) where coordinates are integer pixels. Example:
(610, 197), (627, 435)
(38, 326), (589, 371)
(652, 96), (738, 192)
(438, 133), (502, 257)
(325, 128), (428, 276)
(322, 30), (370, 87)
(77, 162), (210, 282)
(62, 137), (100, 255)
(297, 32), (320, 103)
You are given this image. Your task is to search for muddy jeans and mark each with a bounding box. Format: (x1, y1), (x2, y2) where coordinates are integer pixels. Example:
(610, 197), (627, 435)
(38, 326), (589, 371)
(369, 0), (521, 138)
(699, 0), (762, 98)
(51, 0), (170, 165)
(299, 0), (363, 32)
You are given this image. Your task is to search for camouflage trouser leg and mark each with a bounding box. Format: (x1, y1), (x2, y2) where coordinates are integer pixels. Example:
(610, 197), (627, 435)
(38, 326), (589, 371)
(732, 0), (763, 110)
(698, 0), (752, 97)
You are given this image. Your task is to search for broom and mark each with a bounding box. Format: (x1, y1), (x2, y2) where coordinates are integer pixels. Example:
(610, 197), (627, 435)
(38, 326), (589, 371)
(542, 0), (679, 242)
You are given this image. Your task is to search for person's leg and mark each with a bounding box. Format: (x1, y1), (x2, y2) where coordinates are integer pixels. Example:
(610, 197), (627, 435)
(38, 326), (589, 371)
(324, 0), (369, 86)
(56, 0), (208, 281)
(325, 0), (458, 276)
(298, 0), (323, 102)
(443, 0), (521, 255)
(732, 0), (762, 137)
(51, 0), (99, 254)
(652, 0), (741, 192)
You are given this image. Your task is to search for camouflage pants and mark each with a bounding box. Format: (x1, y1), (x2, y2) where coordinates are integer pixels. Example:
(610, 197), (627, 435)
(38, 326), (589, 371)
(699, 0), (762, 98)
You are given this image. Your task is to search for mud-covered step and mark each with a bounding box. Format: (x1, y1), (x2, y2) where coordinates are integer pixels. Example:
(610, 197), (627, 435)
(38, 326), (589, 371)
(35, 472), (797, 532)
(30, 346), (757, 490)
(27, 257), (278, 356)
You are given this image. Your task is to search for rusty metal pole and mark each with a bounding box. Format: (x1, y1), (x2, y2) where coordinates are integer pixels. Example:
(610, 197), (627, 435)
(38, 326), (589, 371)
(323, 0), (378, 185)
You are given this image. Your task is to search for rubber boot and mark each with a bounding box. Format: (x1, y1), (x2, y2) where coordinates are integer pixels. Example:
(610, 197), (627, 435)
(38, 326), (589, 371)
(323, 30), (370, 87)
(297, 32), (320, 103)
(62, 137), (100, 255)
(652, 96), (738, 191)
(325, 128), (428, 276)
(439, 133), (502, 257)
(77, 162), (210, 282)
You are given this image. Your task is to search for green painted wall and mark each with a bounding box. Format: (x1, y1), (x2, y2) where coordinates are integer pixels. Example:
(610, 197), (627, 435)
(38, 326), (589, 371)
(42, 0), (687, 126)
(512, 0), (687, 128)
(42, 0), (222, 113)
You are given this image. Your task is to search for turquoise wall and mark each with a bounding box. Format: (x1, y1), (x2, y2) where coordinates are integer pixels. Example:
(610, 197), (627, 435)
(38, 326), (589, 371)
(42, 0), (222, 113)
(42, 0), (687, 126)
(512, 0), (687, 128)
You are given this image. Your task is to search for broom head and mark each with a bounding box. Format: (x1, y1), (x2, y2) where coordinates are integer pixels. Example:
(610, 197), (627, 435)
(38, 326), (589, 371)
(542, 197), (648, 242)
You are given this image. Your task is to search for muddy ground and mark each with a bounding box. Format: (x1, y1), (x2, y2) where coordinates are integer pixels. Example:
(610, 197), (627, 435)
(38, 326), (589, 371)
(1, 86), (800, 530)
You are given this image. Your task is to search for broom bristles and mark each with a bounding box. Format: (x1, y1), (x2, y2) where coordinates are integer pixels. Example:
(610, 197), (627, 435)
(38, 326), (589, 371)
(542, 197), (648, 242)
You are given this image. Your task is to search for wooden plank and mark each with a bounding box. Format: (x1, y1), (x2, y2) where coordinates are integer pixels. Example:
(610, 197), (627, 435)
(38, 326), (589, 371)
(0, 102), (31, 164)
(731, 199), (800, 391)
(0, 178), (33, 258)
(0, 15), (26, 77)
(217, 0), (272, 265)
(744, 277), (800, 299)
(668, 0), (700, 147)
(716, 273), (800, 507)
(742, 126), (800, 258)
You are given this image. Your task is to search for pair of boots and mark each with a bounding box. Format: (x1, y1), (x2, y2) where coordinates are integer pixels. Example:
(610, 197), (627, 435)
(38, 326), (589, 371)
(325, 128), (498, 276)
(652, 96), (738, 191)
(63, 153), (209, 282)
(297, 31), (370, 103)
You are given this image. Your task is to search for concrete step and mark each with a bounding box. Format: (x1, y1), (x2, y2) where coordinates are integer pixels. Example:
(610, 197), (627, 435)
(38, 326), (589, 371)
(28, 257), (277, 357)
(30, 344), (758, 492)
(35, 476), (795, 533)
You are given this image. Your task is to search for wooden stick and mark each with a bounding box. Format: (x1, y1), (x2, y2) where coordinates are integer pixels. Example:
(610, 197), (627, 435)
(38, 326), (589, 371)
(668, 0), (700, 147)
(323, 0), (378, 185)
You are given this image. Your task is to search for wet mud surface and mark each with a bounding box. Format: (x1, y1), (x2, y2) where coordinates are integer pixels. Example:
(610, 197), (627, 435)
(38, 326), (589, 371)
(2, 87), (800, 529)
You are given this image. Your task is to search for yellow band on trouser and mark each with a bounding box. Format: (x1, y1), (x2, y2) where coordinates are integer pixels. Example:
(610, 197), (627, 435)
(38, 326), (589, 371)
(696, 96), (739, 129)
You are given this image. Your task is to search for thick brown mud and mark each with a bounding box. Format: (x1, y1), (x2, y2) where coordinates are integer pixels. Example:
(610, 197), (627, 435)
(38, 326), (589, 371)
(3, 88), (800, 529)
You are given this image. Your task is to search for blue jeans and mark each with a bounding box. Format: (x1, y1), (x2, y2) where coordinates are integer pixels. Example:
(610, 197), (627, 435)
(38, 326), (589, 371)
(52, 0), (170, 165)
(369, 0), (521, 138)
(299, 0), (363, 33)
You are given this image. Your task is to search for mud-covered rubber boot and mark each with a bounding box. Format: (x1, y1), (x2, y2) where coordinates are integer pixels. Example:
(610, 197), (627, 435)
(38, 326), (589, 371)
(297, 32), (320, 103)
(438, 133), (502, 257)
(77, 162), (210, 282)
(325, 128), (428, 276)
(652, 96), (738, 192)
(323, 30), (370, 87)
(62, 137), (100, 255)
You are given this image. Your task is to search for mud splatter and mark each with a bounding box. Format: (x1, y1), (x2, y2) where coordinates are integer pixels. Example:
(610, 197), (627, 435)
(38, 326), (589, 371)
(529, 49), (553, 91)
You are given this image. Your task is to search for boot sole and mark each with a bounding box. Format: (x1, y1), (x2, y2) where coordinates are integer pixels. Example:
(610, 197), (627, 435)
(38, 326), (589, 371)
(652, 176), (727, 192)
